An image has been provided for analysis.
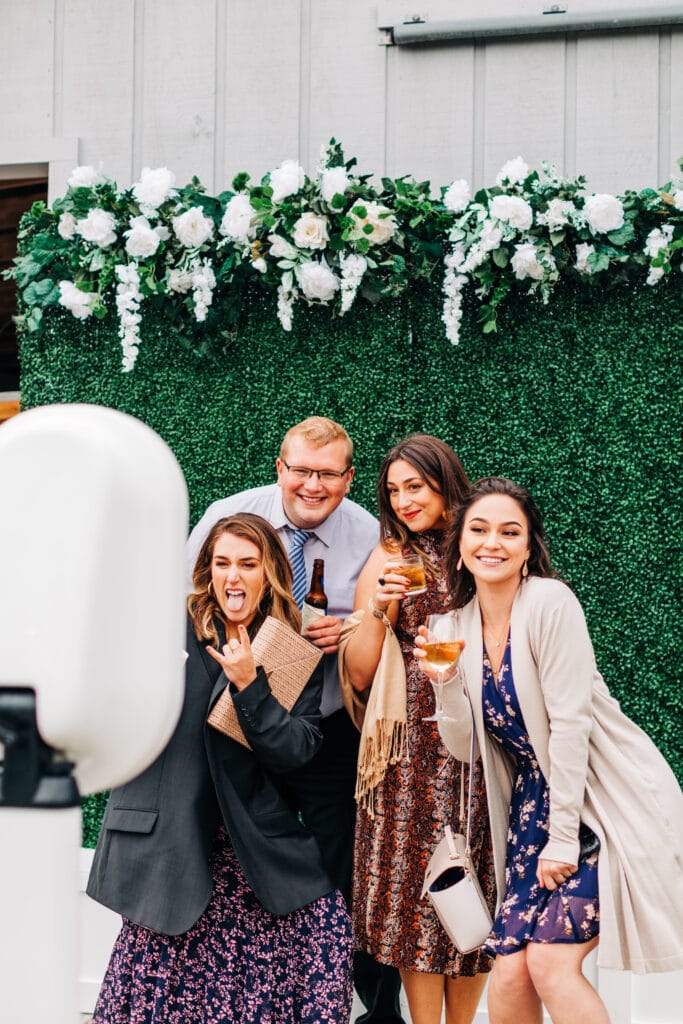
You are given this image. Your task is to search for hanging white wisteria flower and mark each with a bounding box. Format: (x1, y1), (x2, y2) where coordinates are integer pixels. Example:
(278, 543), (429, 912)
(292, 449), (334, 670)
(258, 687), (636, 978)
(339, 254), (367, 313)
(115, 263), (143, 372)
(6, 144), (681, 368)
(190, 260), (216, 322)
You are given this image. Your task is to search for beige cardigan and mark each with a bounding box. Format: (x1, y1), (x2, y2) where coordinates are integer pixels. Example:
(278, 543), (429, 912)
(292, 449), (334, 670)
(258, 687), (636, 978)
(439, 576), (683, 974)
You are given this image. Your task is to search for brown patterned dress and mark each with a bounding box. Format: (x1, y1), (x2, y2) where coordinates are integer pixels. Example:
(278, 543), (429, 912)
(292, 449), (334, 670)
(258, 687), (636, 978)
(352, 530), (495, 976)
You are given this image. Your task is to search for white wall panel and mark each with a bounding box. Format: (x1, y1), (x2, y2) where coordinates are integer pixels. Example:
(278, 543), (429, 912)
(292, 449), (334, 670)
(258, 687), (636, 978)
(480, 37), (567, 186)
(139, 0), (217, 189)
(0, 0), (54, 141)
(220, 0), (302, 187)
(387, 42), (475, 189)
(669, 32), (683, 182)
(307, 0), (387, 181)
(575, 32), (661, 193)
(60, 0), (136, 187)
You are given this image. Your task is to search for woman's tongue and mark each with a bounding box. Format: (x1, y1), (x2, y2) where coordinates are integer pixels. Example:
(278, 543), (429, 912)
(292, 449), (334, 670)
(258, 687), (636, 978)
(225, 590), (245, 611)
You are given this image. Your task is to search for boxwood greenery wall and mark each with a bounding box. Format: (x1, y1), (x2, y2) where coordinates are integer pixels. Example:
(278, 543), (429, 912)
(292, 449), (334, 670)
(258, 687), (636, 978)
(18, 276), (682, 845)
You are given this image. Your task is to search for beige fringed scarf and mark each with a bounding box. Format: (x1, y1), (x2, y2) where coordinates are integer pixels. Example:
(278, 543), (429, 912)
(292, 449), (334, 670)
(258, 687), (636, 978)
(338, 608), (408, 817)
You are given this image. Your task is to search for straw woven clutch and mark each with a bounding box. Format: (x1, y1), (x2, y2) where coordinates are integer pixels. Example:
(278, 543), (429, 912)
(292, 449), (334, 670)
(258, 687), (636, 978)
(207, 615), (323, 749)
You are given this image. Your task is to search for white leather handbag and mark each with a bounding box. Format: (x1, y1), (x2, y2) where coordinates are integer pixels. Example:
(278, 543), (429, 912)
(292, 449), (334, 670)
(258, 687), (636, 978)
(422, 722), (492, 954)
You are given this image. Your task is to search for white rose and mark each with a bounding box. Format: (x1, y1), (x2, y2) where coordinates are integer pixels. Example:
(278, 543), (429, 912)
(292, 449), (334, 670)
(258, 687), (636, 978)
(168, 268), (194, 293)
(269, 159), (306, 204)
(575, 243), (595, 275)
(125, 216), (161, 258)
(496, 156), (529, 187)
(132, 167), (176, 209)
(268, 233), (298, 259)
(68, 165), (105, 189)
(57, 213), (77, 240)
(349, 200), (396, 246)
(320, 166), (350, 204)
(172, 206), (214, 248)
(583, 193), (624, 235)
(644, 225), (673, 258)
(252, 257), (267, 274)
(292, 212), (329, 250)
(646, 266), (665, 286)
(674, 190), (683, 211)
(58, 280), (98, 319)
(76, 208), (117, 247)
(296, 259), (340, 302)
(490, 195), (533, 231)
(479, 220), (504, 252)
(219, 194), (259, 243)
(511, 242), (546, 281)
(538, 199), (575, 231)
(443, 179), (471, 213)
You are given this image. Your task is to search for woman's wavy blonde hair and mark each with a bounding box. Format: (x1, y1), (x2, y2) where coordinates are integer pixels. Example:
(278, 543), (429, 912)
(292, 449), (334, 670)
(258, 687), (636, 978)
(188, 513), (301, 646)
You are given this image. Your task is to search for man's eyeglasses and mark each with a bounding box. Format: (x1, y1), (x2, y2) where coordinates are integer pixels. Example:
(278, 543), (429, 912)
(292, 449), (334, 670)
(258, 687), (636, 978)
(282, 460), (351, 483)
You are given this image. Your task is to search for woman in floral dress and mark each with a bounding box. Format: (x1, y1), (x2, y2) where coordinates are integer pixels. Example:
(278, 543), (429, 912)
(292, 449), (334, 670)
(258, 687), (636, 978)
(340, 435), (495, 1024)
(418, 477), (683, 1023)
(87, 514), (352, 1023)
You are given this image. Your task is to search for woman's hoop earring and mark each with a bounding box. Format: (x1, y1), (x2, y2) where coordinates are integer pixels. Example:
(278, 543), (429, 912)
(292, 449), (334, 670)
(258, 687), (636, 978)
(522, 560), (529, 578)
(456, 556), (463, 572)
(208, 580), (216, 597)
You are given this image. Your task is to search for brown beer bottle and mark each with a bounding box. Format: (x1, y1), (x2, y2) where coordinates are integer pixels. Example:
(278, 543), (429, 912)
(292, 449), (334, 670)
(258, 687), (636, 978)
(301, 559), (327, 632)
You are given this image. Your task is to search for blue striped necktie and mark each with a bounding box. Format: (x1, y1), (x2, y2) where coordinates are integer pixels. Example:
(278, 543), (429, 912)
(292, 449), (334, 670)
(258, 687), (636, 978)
(289, 529), (312, 608)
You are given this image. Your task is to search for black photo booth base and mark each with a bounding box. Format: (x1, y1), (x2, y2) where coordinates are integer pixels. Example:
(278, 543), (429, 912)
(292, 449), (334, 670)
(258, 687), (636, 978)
(17, 276), (683, 843)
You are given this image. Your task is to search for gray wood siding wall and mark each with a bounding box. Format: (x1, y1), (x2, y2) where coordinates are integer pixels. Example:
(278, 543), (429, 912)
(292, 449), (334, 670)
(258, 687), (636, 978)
(1, 0), (681, 198)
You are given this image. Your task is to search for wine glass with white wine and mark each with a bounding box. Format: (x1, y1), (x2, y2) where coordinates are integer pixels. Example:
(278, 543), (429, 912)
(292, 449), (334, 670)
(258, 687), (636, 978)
(422, 613), (464, 723)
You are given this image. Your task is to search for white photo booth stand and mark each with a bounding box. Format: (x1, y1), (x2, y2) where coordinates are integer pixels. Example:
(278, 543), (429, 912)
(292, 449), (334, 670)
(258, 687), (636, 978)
(0, 405), (188, 1024)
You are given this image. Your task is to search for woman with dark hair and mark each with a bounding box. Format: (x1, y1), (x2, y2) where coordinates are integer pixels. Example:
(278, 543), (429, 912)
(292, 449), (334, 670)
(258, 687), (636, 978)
(87, 513), (353, 1024)
(339, 435), (495, 1024)
(417, 477), (683, 1024)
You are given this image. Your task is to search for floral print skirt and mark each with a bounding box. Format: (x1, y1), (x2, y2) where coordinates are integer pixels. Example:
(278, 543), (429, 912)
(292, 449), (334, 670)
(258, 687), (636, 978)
(92, 828), (353, 1023)
(481, 640), (600, 956)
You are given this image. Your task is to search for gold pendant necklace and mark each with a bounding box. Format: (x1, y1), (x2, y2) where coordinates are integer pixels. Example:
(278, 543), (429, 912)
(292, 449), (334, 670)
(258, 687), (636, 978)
(483, 619), (510, 679)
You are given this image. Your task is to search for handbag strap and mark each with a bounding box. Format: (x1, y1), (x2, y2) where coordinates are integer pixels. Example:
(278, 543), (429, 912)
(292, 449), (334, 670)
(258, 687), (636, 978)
(464, 713), (477, 858)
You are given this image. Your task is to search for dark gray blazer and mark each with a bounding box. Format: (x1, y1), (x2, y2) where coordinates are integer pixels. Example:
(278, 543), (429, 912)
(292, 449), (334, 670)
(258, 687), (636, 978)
(86, 617), (332, 935)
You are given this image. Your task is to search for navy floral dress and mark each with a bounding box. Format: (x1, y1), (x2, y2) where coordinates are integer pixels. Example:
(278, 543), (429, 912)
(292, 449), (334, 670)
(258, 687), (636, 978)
(481, 636), (600, 955)
(92, 827), (353, 1023)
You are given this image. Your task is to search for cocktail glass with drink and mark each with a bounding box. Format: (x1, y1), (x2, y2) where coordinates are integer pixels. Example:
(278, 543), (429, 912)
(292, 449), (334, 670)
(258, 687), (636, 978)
(422, 613), (464, 723)
(385, 552), (426, 597)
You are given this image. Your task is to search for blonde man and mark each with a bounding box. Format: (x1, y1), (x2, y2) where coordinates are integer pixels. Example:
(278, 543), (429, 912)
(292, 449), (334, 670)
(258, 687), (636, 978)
(187, 418), (406, 1024)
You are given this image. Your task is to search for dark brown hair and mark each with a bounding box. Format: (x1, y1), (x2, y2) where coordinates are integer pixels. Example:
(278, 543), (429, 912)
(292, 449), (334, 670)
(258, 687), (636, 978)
(377, 434), (470, 566)
(188, 513), (301, 645)
(446, 477), (554, 608)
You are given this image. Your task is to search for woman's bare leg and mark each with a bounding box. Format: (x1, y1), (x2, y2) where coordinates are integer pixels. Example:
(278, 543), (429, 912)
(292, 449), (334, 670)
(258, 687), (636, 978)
(487, 949), (543, 1024)
(400, 970), (445, 1024)
(444, 973), (489, 1024)
(526, 938), (610, 1024)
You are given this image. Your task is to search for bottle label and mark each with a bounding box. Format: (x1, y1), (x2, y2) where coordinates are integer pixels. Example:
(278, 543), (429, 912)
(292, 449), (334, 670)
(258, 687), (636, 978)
(301, 601), (326, 634)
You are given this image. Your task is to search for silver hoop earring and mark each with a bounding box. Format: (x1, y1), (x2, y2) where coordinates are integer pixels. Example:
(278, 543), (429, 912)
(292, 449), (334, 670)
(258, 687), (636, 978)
(456, 556), (463, 572)
(522, 560), (529, 578)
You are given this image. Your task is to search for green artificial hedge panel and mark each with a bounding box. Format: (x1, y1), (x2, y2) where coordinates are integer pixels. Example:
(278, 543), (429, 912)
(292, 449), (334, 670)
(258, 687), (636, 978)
(18, 277), (682, 845)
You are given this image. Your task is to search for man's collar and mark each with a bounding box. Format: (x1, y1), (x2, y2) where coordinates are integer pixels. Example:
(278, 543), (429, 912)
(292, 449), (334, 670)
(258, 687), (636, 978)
(274, 489), (343, 549)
